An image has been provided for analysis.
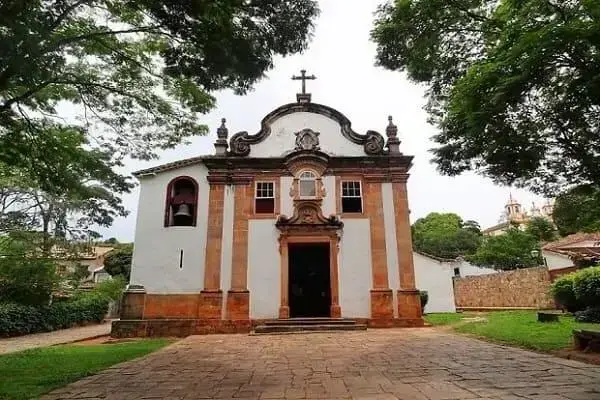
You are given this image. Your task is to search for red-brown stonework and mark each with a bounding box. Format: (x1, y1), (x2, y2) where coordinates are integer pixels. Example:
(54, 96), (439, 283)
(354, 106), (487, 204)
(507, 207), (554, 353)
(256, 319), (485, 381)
(364, 181), (389, 289)
(198, 290), (223, 319)
(143, 294), (201, 319)
(370, 289), (394, 319)
(226, 290), (250, 320)
(111, 319), (254, 338)
(120, 291), (145, 319)
(397, 290), (423, 320)
(203, 184), (225, 291)
(453, 266), (555, 309)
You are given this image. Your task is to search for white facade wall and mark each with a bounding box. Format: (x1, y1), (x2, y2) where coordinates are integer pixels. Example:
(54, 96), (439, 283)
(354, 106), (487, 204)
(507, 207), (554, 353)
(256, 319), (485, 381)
(250, 112), (365, 157)
(248, 219), (281, 319)
(413, 253), (457, 313)
(543, 250), (573, 270)
(130, 165), (209, 293)
(338, 219), (372, 318)
(280, 176), (294, 217)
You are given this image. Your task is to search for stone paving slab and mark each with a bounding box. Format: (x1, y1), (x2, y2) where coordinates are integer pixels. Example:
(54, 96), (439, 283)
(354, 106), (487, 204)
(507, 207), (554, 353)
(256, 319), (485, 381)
(0, 322), (111, 354)
(41, 328), (600, 399)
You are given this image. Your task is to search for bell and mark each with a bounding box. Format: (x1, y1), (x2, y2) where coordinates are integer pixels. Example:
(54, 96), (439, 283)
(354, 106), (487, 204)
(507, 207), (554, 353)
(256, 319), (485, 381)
(174, 203), (192, 217)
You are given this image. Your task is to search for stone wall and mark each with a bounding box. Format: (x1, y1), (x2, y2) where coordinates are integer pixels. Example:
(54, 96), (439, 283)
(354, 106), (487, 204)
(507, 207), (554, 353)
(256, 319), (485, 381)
(453, 266), (555, 309)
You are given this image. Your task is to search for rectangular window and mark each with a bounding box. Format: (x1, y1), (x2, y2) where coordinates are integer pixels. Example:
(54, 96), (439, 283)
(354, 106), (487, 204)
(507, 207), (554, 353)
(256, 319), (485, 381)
(255, 182), (275, 214)
(341, 181), (362, 213)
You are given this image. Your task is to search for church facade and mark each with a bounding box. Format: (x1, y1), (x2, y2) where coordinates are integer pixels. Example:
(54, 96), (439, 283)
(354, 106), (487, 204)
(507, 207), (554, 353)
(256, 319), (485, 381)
(113, 85), (424, 337)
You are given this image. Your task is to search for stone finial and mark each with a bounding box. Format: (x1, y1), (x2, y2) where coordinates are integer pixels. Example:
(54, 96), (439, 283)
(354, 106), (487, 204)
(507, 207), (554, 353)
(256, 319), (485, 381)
(386, 116), (401, 154)
(214, 118), (229, 156)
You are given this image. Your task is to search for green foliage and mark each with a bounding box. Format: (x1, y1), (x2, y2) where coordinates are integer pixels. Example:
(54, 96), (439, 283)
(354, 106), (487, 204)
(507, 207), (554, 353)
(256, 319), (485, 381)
(525, 217), (557, 242)
(551, 274), (584, 312)
(553, 185), (600, 236)
(419, 290), (429, 314)
(0, 240), (59, 305)
(372, 1), (600, 194)
(412, 213), (482, 259)
(573, 266), (600, 308)
(467, 229), (539, 270)
(90, 275), (127, 302)
(0, 0), (319, 193)
(64, 263), (90, 288)
(574, 307), (600, 323)
(103, 245), (133, 281)
(0, 340), (170, 400)
(0, 294), (109, 337)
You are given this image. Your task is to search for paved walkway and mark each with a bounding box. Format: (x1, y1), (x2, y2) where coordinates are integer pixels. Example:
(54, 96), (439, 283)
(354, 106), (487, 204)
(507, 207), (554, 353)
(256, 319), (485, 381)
(0, 322), (111, 354)
(42, 329), (600, 399)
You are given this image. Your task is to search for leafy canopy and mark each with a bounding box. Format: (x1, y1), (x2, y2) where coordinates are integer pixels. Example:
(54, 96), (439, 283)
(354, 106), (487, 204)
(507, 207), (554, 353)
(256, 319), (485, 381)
(525, 216), (557, 242)
(412, 212), (482, 259)
(467, 228), (540, 270)
(372, 0), (600, 194)
(553, 184), (600, 236)
(0, 0), (319, 191)
(103, 244), (133, 281)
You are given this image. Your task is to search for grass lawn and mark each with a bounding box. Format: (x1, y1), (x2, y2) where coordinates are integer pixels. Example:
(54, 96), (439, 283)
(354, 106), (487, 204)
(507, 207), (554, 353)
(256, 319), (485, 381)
(0, 339), (170, 400)
(425, 311), (600, 352)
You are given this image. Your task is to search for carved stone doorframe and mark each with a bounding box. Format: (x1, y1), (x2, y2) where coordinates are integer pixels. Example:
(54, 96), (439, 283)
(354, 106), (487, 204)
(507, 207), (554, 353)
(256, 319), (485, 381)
(278, 233), (341, 319)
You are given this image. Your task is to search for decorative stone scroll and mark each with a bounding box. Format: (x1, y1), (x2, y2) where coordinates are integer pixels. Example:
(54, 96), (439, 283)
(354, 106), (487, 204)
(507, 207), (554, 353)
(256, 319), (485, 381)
(276, 200), (343, 231)
(228, 102), (385, 156)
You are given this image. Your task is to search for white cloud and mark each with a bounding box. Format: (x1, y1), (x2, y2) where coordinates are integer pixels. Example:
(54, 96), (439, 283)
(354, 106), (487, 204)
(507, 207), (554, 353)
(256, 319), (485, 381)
(99, 0), (547, 241)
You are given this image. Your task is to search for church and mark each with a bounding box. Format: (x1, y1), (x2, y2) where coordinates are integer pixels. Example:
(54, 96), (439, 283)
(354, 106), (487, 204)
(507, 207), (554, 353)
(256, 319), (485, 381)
(113, 72), (424, 337)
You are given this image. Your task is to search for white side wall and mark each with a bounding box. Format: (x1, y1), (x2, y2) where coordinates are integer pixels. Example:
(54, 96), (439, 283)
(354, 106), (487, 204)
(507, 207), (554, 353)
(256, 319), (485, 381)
(457, 261), (497, 277)
(219, 185), (235, 318)
(382, 183), (400, 317)
(339, 219), (372, 318)
(322, 176), (336, 217)
(131, 165), (209, 293)
(413, 253), (456, 313)
(543, 250), (573, 270)
(250, 112), (365, 157)
(248, 219), (281, 319)
(280, 176), (294, 217)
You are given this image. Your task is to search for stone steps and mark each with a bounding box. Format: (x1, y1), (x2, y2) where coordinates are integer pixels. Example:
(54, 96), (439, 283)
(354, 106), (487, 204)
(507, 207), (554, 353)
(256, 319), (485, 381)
(253, 318), (366, 334)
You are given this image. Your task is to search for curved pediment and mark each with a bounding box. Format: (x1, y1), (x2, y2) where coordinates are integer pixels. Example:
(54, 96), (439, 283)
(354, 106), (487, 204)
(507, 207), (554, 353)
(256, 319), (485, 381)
(228, 102), (385, 157)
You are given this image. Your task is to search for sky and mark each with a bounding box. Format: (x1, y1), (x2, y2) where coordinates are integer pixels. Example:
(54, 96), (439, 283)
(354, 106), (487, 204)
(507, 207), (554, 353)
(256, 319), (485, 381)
(98, 0), (549, 241)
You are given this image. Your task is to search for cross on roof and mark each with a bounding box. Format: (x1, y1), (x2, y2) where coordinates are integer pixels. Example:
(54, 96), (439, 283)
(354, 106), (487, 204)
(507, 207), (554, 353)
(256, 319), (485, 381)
(292, 69), (316, 94)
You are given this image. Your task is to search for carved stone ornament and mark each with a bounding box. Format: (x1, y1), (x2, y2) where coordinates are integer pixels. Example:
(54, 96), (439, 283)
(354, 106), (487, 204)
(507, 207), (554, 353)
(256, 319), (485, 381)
(294, 129), (320, 151)
(276, 200), (343, 231)
(228, 102), (385, 156)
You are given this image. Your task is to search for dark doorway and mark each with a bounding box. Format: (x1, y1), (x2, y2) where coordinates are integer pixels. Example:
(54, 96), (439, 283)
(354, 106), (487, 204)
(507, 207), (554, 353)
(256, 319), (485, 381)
(288, 243), (331, 318)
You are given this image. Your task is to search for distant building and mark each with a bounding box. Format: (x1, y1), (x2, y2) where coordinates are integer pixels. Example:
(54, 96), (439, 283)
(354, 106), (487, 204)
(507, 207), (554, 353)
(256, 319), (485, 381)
(483, 194), (554, 236)
(56, 245), (114, 282)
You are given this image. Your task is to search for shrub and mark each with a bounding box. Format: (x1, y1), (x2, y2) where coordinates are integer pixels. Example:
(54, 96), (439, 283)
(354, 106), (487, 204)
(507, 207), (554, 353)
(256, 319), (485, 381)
(551, 273), (584, 312)
(0, 256), (59, 306)
(0, 294), (109, 337)
(92, 275), (127, 301)
(419, 290), (429, 314)
(573, 266), (600, 308)
(574, 307), (600, 323)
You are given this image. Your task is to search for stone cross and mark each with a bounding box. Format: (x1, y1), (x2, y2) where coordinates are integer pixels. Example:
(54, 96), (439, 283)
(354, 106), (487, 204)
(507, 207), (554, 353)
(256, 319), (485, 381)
(292, 69), (316, 94)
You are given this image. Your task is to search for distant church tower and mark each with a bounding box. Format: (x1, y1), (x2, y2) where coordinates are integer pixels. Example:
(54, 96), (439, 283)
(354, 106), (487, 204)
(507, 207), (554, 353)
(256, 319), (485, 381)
(505, 194), (526, 223)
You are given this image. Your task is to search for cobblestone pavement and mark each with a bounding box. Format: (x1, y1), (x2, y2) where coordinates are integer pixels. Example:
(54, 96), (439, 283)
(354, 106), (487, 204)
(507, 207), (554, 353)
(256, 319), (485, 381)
(0, 322), (111, 354)
(42, 328), (600, 400)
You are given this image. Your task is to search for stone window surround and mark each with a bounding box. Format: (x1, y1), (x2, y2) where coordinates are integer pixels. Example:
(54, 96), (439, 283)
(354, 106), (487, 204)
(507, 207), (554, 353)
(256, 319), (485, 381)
(164, 176), (199, 227)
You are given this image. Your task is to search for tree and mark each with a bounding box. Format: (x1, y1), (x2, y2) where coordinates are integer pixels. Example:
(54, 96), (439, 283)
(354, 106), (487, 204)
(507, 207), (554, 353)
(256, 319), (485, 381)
(372, 1), (600, 195)
(103, 244), (133, 281)
(525, 217), (557, 242)
(467, 229), (540, 270)
(553, 184), (600, 236)
(412, 212), (482, 259)
(0, 0), (319, 192)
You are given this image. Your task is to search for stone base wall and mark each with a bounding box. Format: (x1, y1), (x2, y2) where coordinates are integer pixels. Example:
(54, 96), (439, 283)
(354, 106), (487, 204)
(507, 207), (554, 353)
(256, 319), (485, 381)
(111, 317), (425, 338)
(453, 266), (555, 309)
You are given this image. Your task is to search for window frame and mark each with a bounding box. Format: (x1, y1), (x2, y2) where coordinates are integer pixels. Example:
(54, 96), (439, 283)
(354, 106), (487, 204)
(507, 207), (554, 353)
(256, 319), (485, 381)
(164, 176), (199, 227)
(340, 180), (364, 214)
(254, 181), (276, 215)
(298, 169), (318, 199)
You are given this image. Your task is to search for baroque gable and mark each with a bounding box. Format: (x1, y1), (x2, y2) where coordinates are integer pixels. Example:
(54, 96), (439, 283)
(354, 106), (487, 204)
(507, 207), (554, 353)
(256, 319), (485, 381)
(228, 102), (386, 157)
